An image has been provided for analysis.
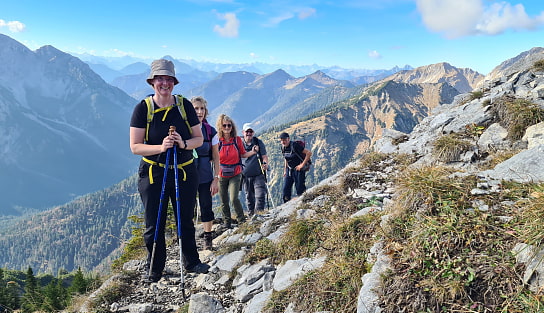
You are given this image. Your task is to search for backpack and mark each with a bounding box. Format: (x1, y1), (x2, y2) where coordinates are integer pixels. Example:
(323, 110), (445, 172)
(200, 119), (216, 159)
(202, 119), (213, 142)
(283, 140), (312, 171)
(218, 136), (243, 177)
(144, 94), (192, 143)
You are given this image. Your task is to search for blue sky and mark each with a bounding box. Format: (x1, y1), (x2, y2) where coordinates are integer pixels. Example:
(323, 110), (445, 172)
(1, 0), (543, 74)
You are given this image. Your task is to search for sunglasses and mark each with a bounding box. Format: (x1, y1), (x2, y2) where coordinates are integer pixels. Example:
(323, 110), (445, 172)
(245, 130), (254, 133)
(222, 124), (232, 128)
(154, 76), (175, 83)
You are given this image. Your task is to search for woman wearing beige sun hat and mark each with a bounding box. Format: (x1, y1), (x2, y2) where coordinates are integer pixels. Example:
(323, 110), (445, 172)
(129, 59), (210, 282)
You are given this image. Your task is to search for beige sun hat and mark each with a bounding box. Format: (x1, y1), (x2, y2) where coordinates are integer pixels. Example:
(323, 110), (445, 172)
(146, 59), (179, 85)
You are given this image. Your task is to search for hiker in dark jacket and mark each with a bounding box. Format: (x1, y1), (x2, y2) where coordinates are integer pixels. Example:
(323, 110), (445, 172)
(241, 123), (269, 216)
(129, 59), (210, 281)
(191, 96), (220, 250)
(280, 132), (312, 203)
(216, 115), (258, 228)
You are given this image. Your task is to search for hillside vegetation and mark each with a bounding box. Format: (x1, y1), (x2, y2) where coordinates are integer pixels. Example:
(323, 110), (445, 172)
(0, 176), (142, 273)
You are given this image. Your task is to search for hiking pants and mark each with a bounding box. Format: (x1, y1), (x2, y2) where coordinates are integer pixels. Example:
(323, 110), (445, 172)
(282, 168), (307, 203)
(138, 161), (201, 274)
(243, 174), (267, 214)
(197, 180), (215, 223)
(218, 173), (245, 223)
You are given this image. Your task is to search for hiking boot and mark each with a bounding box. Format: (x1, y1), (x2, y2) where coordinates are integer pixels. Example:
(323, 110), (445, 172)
(203, 232), (213, 250)
(187, 262), (210, 274)
(221, 221), (232, 229)
(144, 272), (162, 283)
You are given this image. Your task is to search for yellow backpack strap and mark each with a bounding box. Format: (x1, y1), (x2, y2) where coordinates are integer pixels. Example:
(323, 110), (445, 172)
(144, 95), (192, 143)
(144, 96), (154, 143)
(175, 95), (192, 134)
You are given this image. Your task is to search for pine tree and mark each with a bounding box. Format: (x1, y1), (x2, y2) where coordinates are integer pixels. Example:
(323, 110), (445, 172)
(42, 278), (68, 312)
(21, 267), (42, 313)
(5, 281), (21, 311)
(69, 267), (87, 294)
(0, 268), (5, 306)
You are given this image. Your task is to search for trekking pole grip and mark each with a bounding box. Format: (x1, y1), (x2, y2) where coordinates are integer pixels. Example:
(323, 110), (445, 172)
(169, 125), (176, 136)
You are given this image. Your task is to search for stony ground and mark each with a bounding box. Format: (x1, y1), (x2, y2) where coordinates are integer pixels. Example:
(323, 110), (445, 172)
(96, 222), (242, 313)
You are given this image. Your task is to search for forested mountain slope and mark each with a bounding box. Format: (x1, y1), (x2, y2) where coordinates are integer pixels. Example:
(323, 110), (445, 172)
(0, 176), (141, 273)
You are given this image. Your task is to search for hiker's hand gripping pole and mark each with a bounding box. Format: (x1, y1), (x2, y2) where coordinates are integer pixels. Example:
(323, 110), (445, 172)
(170, 126), (187, 299)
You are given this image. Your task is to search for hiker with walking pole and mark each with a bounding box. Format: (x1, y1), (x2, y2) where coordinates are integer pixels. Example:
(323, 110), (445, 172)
(129, 59), (210, 284)
(241, 123), (272, 215)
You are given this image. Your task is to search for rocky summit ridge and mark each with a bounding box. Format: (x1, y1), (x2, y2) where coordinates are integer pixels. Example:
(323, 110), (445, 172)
(76, 47), (544, 313)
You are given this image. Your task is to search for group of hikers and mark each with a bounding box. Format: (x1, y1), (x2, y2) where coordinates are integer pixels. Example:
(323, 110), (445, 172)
(129, 59), (313, 282)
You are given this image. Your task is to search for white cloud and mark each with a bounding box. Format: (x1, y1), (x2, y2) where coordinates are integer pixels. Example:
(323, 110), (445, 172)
(477, 2), (544, 35)
(249, 52), (258, 59)
(298, 8), (317, 20)
(268, 12), (295, 27)
(265, 7), (316, 27)
(416, 0), (544, 38)
(0, 19), (26, 33)
(368, 50), (382, 59)
(213, 12), (240, 38)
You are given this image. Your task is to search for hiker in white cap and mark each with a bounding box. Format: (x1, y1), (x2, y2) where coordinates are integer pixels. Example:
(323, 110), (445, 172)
(241, 123), (269, 215)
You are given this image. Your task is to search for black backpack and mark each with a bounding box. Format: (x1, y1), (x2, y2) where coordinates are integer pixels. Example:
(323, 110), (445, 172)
(283, 140), (312, 171)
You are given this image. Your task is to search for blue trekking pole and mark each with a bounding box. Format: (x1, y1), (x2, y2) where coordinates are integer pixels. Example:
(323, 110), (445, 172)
(171, 126), (187, 298)
(148, 136), (172, 281)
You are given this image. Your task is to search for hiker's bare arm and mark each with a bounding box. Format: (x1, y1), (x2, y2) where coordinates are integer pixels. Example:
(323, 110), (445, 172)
(302, 148), (312, 162)
(130, 127), (170, 156)
(210, 143), (220, 195)
(241, 145), (258, 158)
(295, 148), (312, 171)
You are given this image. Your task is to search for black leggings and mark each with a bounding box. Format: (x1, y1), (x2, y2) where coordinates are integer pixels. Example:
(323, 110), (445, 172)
(197, 180), (215, 222)
(138, 162), (200, 273)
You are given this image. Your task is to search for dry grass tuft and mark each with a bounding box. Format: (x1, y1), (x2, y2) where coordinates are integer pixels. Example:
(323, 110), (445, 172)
(512, 183), (544, 246)
(276, 219), (327, 261)
(393, 165), (475, 216)
(533, 59), (544, 72)
(245, 238), (278, 264)
(432, 133), (473, 162)
(87, 272), (138, 312)
(469, 90), (485, 100)
(491, 96), (544, 140)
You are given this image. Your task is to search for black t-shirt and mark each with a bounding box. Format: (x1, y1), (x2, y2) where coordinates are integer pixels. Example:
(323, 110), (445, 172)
(130, 96), (200, 164)
(282, 141), (305, 169)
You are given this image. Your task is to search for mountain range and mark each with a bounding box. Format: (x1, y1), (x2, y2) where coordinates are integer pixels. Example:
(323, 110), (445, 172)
(0, 34), (415, 216)
(0, 34), (138, 215)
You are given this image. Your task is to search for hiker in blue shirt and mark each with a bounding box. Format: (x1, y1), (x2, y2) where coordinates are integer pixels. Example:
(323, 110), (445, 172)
(191, 96), (220, 250)
(280, 132), (312, 203)
(241, 123), (269, 216)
